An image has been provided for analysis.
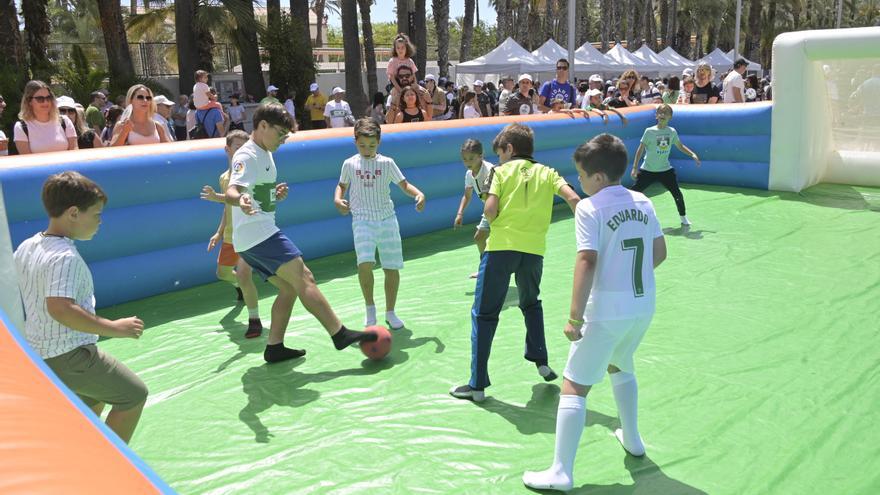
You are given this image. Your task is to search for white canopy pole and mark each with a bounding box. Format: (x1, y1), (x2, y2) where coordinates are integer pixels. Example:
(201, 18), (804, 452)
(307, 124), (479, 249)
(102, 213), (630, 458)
(733, 0), (742, 62)
(568, 0), (576, 68)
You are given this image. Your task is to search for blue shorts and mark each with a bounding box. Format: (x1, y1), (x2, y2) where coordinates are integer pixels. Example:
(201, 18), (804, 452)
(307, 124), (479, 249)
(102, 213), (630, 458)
(238, 231), (303, 281)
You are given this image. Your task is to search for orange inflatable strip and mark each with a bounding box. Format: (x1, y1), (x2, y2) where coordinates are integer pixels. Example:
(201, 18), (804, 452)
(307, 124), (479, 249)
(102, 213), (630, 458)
(0, 314), (168, 494)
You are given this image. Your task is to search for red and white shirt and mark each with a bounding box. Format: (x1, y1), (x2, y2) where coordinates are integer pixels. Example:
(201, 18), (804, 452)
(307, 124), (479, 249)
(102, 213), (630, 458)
(339, 153), (406, 221)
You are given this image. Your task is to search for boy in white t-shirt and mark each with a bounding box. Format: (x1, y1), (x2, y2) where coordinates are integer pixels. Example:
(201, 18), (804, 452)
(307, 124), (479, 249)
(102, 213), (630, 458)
(523, 134), (668, 491)
(224, 104), (376, 363)
(334, 118), (426, 329)
(193, 70), (223, 112)
(14, 171), (148, 443)
(453, 138), (494, 278)
(324, 87), (354, 128)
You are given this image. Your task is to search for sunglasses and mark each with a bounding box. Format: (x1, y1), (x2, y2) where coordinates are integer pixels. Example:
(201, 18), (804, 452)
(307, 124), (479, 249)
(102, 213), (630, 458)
(59, 108), (76, 114)
(556, 66), (569, 70)
(29, 94), (55, 103)
(134, 94), (153, 101)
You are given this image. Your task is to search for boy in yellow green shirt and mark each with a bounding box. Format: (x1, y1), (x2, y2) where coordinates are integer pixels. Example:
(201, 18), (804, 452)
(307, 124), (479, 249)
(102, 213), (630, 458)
(451, 123), (581, 402)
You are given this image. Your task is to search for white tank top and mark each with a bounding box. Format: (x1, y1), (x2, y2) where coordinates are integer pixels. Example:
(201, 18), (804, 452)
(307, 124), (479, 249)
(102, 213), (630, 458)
(127, 122), (160, 145)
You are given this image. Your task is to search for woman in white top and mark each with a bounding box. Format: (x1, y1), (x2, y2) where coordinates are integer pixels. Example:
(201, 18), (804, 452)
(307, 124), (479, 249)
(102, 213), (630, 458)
(13, 80), (78, 154)
(186, 98), (197, 137)
(461, 91), (481, 119)
(110, 84), (170, 146)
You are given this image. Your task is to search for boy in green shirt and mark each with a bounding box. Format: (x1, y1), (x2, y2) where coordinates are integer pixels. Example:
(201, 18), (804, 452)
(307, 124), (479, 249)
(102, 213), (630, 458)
(630, 104), (701, 226)
(450, 123), (581, 402)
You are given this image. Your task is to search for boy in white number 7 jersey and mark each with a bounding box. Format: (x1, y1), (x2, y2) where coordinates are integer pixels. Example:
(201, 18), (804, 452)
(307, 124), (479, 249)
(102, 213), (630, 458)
(523, 133), (667, 492)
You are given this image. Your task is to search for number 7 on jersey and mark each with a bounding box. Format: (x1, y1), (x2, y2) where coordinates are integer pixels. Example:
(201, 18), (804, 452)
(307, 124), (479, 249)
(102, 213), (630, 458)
(621, 237), (645, 297)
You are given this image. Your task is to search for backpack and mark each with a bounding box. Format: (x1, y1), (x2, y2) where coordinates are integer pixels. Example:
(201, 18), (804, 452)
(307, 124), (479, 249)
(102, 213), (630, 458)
(189, 109), (217, 140)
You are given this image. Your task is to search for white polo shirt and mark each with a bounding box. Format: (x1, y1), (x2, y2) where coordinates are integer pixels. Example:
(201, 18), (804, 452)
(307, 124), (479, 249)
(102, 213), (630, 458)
(339, 153), (405, 221)
(14, 233), (98, 359)
(464, 160), (494, 201)
(576, 185), (663, 321)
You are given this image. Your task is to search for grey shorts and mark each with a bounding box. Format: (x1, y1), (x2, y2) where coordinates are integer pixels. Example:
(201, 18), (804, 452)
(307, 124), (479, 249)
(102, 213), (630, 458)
(45, 344), (148, 410)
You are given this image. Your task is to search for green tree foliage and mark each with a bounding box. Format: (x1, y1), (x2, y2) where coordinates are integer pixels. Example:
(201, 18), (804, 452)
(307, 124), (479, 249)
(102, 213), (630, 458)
(59, 44), (109, 106)
(261, 11), (317, 120)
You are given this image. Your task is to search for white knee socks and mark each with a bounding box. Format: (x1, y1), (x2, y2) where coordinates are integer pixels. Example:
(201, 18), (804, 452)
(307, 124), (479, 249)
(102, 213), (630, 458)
(522, 394), (585, 491)
(610, 371), (645, 456)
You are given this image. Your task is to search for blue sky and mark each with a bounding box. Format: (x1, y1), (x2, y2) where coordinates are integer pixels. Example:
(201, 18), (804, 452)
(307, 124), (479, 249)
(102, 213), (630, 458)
(282, 1), (497, 28)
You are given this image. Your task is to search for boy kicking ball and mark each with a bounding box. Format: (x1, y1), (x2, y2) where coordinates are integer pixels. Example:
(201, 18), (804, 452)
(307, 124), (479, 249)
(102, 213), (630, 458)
(334, 118), (425, 330)
(630, 103), (700, 227)
(523, 134), (667, 491)
(225, 104), (376, 363)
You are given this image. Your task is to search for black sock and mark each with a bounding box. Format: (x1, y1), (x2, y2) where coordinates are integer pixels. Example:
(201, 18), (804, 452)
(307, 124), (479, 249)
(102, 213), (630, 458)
(235, 287), (243, 301)
(331, 325), (377, 350)
(264, 343), (305, 363)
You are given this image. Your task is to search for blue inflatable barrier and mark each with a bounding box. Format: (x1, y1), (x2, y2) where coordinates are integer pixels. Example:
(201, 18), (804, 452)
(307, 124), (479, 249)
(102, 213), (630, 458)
(0, 103), (771, 307)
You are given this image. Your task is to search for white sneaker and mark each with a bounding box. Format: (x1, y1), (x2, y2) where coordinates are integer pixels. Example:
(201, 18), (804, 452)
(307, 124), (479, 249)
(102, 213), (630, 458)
(522, 468), (573, 492)
(449, 384), (485, 402)
(385, 311), (405, 330)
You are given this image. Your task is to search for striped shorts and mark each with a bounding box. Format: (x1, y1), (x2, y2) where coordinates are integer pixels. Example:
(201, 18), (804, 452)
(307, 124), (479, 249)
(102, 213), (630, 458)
(352, 216), (404, 270)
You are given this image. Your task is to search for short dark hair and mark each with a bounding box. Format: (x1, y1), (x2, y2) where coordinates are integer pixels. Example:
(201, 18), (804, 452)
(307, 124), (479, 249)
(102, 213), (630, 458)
(556, 58), (569, 68)
(226, 129), (249, 147)
(397, 65), (414, 76)
(667, 76), (681, 91)
(573, 134), (628, 181)
(252, 103), (295, 132)
(492, 123), (534, 157)
(354, 117), (381, 141)
(90, 91), (105, 102)
(461, 138), (483, 155)
(42, 171), (107, 218)
(734, 58), (748, 69)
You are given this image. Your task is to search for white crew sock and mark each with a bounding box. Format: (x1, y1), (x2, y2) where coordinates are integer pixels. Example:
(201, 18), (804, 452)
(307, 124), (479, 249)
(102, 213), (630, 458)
(247, 306), (259, 319)
(365, 305), (377, 326)
(680, 215), (691, 225)
(385, 310), (405, 329)
(522, 394), (585, 491)
(610, 371), (645, 456)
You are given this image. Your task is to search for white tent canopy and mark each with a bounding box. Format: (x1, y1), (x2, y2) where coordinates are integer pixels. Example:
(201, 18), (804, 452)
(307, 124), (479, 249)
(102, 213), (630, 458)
(456, 37), (552, 75)
(632, 44), (673, 73)
(574, 42), (617, 74)
(658, 46), (694, 71)
(532, 39), (571, 66)
(604, 44), (651, 73)
(697, 48), (734, 72)
(726, 50), (763, 72)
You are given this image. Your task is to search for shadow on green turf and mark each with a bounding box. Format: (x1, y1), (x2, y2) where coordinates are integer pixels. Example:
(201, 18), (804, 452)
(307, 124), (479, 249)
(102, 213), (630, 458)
(675, 182), (880, 212)
(239, 357), (379, 443)
(480, 384), (708, 495)
(214, 304), (266, 372)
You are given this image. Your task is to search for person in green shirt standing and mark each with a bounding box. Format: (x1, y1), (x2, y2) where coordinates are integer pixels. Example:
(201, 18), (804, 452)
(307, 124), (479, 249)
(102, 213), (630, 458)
(84, 91), (106, 134)
(450, 123), (581, 403)
(260, 85), (280, 105)
(630, 104), (701, 227)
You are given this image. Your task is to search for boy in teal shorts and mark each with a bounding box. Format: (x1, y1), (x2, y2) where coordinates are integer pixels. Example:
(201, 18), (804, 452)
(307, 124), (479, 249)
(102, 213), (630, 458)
(450, 123), (581, 402)
(630, 103), (701, 226)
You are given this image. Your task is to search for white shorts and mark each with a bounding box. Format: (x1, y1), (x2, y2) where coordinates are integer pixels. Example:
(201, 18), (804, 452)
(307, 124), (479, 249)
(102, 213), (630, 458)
(563, 315), (653, 386)
(476, 214), (491, 231)
(353, 216), (404, 270)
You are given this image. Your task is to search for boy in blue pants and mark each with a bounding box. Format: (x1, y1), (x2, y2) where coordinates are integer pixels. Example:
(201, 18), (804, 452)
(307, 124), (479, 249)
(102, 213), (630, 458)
(450, 123), (581, 402)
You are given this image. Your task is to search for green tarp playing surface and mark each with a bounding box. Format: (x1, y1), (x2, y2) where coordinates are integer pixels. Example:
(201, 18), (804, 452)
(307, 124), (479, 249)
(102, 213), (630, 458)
(98, 184), (880, 494)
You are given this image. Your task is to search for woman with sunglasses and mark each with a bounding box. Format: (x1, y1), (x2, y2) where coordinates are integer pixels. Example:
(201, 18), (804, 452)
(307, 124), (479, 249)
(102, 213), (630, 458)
(605, 79), (640, 109)
(110, 84), (171, 146)
(13, 80), (78, 154)
(689, 63), (720, 104)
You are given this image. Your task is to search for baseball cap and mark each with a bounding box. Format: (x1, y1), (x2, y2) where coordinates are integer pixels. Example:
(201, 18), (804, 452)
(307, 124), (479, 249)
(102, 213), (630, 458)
(267, 85), (279, 92)
(153, 95), (174, 106)
(682, 68), (694, 77)
(332, 87), (345, 95)
(309, 83), (319, 92)
(517, 73), (533, 83)
(425, 74), (436, 82)
(56, 96), (76, 109)
(586, 88), (603, 98)
(589, 74), (603, 83)
(474, 79), (484, 87)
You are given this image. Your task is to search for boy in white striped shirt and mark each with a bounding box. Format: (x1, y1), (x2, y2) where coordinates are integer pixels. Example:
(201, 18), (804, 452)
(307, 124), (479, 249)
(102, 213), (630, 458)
(14, 171), (148, 443)
(334, 118), (426, 329)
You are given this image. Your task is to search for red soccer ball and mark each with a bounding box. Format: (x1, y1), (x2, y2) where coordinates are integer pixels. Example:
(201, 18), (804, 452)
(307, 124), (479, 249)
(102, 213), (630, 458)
(360, 325), (392, 360)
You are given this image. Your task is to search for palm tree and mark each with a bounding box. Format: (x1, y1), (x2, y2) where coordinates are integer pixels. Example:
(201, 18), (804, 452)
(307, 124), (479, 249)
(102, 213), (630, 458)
(223, 0), (263, 100)
(358, 0), (378, 98)
(460, 0), (475, 62)
(96, 0), (136, 91)
(22, 0), (52, 80)
(576, 0), (591, 46)
(413, 0), (427, 77)
(341, 0), (366, 117)
(432, 0), (450, 78)
(397, 0), (410, 35)
(490, 0), (510, 43)
(746, 0), (762, 61)
(645, 0), (658, 49)
(0, 0), (25, 73)
(174, 0), (198, 94)
(601, 0), (611, 49)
